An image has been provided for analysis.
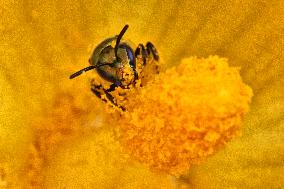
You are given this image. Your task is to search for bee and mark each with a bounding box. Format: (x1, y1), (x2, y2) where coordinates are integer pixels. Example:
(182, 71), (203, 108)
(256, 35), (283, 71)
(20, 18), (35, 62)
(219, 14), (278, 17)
(70, 25), (159, 111)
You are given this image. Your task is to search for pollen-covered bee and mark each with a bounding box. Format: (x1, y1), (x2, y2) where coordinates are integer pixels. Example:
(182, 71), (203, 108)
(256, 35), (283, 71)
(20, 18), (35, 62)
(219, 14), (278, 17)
(70, 25), (159, 110)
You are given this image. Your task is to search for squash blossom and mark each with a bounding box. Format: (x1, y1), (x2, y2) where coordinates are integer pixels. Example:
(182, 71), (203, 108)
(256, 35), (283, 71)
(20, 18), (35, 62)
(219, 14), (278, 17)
(118, 56), (253, 176)
(1, 0), (283, 188)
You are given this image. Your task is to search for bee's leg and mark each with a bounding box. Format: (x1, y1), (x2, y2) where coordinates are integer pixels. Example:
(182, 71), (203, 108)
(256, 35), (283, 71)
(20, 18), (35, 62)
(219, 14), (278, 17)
(91, 83), (125, 111)
(146, 42), (159, 61)
(146, 42), (159, 74)
(134, 44), (147, 86)
(135, 44), (147, 66)
(91, 84), (107, 103)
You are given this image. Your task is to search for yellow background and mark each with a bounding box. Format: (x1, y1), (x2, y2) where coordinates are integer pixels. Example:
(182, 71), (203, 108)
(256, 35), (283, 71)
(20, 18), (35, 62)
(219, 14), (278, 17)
(0, 0), (283, 188)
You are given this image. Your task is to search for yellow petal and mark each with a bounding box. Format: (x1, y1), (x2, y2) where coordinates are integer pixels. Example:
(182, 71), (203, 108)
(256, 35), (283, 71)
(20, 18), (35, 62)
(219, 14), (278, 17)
(42, 127), (175, 189)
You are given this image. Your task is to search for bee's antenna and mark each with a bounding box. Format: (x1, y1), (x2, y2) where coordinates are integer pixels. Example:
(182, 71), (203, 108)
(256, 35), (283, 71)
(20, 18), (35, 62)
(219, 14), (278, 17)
(69, 65), (96, 79)
(115, 25), (129, 61)
(69, 63), (109, 79)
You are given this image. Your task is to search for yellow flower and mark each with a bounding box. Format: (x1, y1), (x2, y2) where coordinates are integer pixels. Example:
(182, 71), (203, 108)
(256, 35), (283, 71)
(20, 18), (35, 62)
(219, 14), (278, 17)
(0, 0), (283, 188)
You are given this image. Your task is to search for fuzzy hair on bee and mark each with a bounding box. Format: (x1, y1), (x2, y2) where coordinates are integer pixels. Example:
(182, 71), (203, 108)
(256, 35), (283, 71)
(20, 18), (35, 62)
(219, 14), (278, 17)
(70, 25), (160, 111)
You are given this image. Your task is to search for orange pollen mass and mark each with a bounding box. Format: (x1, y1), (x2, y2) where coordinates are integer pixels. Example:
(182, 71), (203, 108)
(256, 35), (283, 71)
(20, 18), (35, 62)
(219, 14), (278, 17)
(117, 56), (253, 176)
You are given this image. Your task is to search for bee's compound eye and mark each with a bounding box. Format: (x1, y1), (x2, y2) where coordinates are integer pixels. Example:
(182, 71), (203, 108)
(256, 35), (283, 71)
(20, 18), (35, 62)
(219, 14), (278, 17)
(98, 46), (116, 63)
(120, 44), (135, 68)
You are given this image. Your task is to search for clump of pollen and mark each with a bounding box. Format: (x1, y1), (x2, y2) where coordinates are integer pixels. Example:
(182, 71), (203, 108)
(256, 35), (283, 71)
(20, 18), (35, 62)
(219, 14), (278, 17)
(114, 56), (253, 176)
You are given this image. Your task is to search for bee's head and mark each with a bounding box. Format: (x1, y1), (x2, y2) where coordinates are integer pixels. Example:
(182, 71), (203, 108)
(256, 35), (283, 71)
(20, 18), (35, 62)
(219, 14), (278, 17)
(70, 25), (135, 81)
